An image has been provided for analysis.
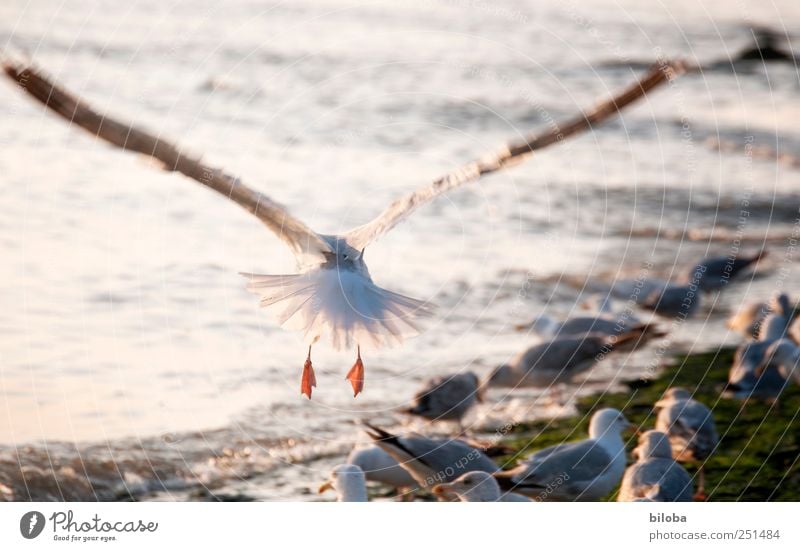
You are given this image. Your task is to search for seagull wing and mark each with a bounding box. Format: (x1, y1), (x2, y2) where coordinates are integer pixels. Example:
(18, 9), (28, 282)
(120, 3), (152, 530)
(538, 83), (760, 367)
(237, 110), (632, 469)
(505, 439), (613, 488)
(2, 60), (332, 258)
(344, 61), (685, 249)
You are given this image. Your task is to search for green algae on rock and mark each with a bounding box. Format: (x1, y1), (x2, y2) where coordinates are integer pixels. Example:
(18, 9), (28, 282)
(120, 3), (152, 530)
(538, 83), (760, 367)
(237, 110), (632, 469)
(496, 347), (800, 501)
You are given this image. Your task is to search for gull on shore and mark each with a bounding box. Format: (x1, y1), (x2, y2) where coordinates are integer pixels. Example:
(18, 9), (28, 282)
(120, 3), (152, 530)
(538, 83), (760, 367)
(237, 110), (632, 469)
(485, 332), (643, 400)
(493, 408), (630, 501)
(590, 277), (701, 319)
(618, 430), (693, 502)
(682, 250), (766, 292)
(399, 372), (483, 431)
(363, 424), (498, 495)
(728, 311), (791, 399)
(654, 388), (718, 500)
(346, 445), (416, 492)
(589, 251), (765, 321)
(517, 311), (665, 344)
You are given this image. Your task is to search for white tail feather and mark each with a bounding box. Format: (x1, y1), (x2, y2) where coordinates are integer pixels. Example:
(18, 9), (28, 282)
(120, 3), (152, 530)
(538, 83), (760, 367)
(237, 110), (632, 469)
(242, 269), (432, 350)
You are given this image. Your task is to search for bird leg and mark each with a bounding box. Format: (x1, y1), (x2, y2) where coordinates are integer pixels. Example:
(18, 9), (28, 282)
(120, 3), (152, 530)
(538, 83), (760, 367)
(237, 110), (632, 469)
(693, 465), (708, 501)
(301, 345), (316, 399)
(346, 345), (365, 397)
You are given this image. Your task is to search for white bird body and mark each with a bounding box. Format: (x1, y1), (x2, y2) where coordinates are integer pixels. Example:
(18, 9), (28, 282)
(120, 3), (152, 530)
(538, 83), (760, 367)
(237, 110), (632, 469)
(728, 312), (791, 398)
(346, 445), (417, 490)
(494, 409), (630, 501)
(618, 431), (693, 502)
(363, 424), (499, 493)
(764, 339), (800, 384)
(244, 236), (428, 351)
(655, 388), (718, 463)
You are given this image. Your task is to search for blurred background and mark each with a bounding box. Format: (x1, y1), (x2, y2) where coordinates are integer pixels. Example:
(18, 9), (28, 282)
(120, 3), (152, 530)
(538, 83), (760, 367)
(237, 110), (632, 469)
(0, 0), (798, 500)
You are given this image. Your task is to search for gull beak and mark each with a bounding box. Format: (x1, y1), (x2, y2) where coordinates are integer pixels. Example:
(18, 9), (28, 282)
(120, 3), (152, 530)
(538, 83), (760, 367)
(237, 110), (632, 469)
(318, 480), (334, 494)
(513, 322), (530, 332)
(431, 483), (451, 496)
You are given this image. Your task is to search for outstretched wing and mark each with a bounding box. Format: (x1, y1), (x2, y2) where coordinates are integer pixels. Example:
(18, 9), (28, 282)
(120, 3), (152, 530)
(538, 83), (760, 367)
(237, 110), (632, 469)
(345, 61), (687, 249)
(2, 59), (332, 258)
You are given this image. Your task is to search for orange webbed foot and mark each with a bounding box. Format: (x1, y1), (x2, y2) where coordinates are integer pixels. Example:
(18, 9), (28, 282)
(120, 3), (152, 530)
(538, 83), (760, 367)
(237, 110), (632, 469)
(346, 348), (365, 397)
(301, 355), (316, 399)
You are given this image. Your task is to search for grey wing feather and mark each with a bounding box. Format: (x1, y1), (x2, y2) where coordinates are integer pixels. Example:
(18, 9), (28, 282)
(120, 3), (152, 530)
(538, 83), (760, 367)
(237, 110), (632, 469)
(621, 460), (693, 501)
(658, 401), (718, 460)
(343, 63), (683, 249)
(1, 61), (333, 259)
(517, 337), (604, 374)
(407, 374), (476, 419)
(366, 425), (497, 485)
(513, 440), (613, 486)
(558, 317), (620, 337)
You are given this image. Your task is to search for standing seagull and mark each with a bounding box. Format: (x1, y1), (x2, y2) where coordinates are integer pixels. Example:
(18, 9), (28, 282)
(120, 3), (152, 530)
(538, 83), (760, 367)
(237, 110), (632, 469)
(485, 330), (645, 400)
(399, 372), (483, 431)
(682, 250), (766, 292)
(363, 424), (499, 493)
(654, 388), (718, 500)
(517, 312), (663, 343)
(1, 59), (681, 398)
(618, 430), (693, 502)
(493, 408), (631, 501)
(346, 445), (417, 493)
(728, 312), (791, 399)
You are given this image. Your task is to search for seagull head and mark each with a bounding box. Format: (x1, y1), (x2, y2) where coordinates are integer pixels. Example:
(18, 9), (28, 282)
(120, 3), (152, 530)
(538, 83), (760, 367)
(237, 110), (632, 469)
(432, 471), (500, 502)
(319, 235), (367, 273)
(318, 463), (368, 502)
(589, 408), (630, 439)
(654, 387), (692, 408)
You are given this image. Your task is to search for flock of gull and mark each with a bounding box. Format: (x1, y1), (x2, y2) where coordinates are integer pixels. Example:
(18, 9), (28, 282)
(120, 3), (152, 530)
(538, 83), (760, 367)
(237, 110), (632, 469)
(319, 250), (800, 502)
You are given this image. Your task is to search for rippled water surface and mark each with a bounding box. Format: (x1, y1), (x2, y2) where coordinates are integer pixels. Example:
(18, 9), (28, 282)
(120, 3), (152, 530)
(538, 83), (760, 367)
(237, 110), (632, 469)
(1, 0), (799, 500)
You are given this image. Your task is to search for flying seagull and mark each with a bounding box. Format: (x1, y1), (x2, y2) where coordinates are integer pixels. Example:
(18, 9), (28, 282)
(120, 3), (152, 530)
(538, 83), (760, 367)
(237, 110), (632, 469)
(1, 57), (682, 398)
